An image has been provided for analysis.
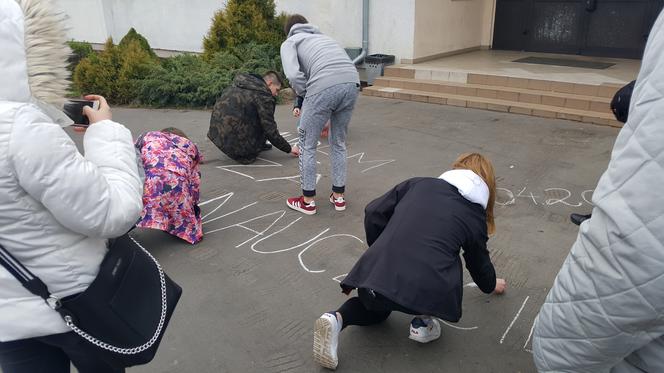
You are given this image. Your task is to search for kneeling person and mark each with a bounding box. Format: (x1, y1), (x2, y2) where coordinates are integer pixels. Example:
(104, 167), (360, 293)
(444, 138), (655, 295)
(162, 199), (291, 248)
(313, 153), (507, 370)
(136, 128), (203, 244)
(208, 71), (298, 164)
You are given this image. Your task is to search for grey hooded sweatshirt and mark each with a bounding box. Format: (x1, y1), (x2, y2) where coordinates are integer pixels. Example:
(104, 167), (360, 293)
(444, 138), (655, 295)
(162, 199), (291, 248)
(280, 23), (359, 98)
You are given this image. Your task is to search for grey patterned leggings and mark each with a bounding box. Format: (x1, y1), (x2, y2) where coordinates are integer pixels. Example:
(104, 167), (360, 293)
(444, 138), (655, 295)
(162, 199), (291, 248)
(298, 82), (359, 197)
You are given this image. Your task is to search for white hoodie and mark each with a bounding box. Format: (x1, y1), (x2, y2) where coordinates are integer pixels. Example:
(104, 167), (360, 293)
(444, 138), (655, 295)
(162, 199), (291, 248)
(0, 0), (143, 341)
(439, 169), (490, 209)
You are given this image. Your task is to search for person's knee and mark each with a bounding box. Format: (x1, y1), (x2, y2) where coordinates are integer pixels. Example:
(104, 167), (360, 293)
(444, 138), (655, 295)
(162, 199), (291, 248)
(234, 156), (256, 165)
(373, 310), (391, 323)
(328, 140), (346, 150)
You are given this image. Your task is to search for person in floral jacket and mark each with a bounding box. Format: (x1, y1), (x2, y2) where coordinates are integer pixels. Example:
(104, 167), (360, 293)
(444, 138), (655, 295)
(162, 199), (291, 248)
(135, 128), (203, 244)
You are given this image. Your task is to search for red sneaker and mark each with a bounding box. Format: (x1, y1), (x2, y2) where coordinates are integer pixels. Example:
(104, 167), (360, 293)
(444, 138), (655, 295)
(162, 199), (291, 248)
(329, 194), (346, 211)
(287, 196), (317, 215)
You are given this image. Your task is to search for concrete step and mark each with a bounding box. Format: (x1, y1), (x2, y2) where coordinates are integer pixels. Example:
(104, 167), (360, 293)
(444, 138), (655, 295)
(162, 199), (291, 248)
(373, 76), (612, 114)
(363, 85), (622, 127)
(383, 66), (623, 98)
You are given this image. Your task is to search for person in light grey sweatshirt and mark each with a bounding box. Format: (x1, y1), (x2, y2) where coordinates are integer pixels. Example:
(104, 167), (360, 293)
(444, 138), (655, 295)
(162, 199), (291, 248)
(280, 14), (360, 216)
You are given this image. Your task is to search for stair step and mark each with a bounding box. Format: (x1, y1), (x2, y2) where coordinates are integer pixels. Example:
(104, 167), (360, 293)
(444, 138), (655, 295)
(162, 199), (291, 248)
(373, 76), (611, 114)
(382, 66), (623, 98)
(363, 86), (622, 127)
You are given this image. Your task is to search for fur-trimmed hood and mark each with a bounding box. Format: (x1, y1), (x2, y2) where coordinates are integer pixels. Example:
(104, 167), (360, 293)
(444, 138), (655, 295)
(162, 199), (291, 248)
(0, 0), (72, 124)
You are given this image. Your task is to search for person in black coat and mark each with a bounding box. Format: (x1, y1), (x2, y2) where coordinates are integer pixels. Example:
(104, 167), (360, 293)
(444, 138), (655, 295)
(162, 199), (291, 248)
(312, 153), (507, 370)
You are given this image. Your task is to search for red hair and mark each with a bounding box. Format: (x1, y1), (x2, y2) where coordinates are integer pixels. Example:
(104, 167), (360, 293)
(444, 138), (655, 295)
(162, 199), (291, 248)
(452, 153), (496, 235)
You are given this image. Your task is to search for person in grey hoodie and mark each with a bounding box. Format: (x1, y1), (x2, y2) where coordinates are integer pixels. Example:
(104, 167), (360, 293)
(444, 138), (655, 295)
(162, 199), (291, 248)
(280, 14), (360, 216)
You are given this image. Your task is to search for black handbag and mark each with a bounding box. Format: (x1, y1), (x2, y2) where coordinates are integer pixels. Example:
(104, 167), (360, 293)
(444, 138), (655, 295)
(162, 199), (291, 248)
(0, 233), (182, 368)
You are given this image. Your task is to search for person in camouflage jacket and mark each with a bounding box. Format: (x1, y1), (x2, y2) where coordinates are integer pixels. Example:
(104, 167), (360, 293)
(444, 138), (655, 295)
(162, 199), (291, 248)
(208, 72), (298, 164)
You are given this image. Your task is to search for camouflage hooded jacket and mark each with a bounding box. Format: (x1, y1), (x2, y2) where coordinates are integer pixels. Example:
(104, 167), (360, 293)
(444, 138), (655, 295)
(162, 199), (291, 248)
(208, 74), (291, 161)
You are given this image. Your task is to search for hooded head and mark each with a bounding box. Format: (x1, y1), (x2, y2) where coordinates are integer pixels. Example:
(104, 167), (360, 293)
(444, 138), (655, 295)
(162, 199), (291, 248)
(0, 0), (70, 111)
(439, 153), (497, 235)
(284, 14), (308, 36)
(284, 14), (321, 38)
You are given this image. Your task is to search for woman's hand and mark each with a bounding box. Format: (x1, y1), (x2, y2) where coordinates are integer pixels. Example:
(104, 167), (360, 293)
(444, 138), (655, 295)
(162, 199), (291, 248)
(494, 278), (507, 294)
(320, 121), (330, 138)
(82, 94), (112, 124)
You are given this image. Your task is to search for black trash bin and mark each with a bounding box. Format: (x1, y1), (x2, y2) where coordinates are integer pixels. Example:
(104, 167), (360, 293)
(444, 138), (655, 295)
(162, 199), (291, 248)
(365, 54), (395, 85)
(365, 54), (395, 64)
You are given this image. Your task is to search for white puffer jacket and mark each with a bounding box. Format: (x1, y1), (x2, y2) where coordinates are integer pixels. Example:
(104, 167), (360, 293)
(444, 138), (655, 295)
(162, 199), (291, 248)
(533, 9), (664, 373)
(0, 0), (143, 342)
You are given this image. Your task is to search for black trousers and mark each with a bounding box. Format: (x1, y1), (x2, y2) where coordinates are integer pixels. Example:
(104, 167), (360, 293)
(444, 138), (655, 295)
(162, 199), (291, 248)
(226, 134), (268, 165)
(336, 288), (419, 329)
(0, 332), (123, 373)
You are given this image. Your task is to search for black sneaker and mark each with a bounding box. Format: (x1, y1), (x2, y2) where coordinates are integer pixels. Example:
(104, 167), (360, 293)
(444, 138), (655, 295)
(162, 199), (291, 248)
(570, 213), (591, 226)
(261, 142), (273, 151)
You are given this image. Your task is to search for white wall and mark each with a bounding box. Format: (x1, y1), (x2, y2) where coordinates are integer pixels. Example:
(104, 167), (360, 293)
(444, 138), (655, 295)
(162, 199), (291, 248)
(276, 0), (416, 62)
(483, 0), (497, 48)
(56, 0), (220, 52)
(368, 0), (415, 62)
(103, 0), (219, 51)
(275, 0), (361, 49)
(413, 0), (492, 61)
(56, 0), (108, 43)
(55, 0), (417, 60)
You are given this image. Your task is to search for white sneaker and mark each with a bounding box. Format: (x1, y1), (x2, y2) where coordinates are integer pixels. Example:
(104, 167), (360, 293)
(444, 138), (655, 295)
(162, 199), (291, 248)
(313, 313), (341, 370)
(329, 194), (346, 211)
(408, 316), (441, 343)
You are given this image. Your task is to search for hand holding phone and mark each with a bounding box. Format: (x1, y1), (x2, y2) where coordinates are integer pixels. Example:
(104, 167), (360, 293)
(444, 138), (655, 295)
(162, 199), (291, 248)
(64, 95), (112, 128)
(82, 94), (112, 124)
(63, 99), (99, 126)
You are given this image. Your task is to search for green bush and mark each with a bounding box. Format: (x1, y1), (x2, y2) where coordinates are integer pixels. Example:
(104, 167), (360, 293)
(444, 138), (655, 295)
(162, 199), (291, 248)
(73, 33), (160, 104)
(119, 28), (158, 59)
(133, 43), (282, 108)
(66, 40), (94, 96)
(117, 40), (161, 103)
(132, 54), (225, 107)
(202, 0), (286, 60)
(73, 38), (121, 101)
(72, 26), (285, 107)
(67, 40), (93, 72)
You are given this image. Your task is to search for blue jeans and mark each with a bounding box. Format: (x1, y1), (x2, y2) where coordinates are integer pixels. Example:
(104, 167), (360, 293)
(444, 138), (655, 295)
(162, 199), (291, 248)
(0, 332), (123, 373)
(298, 82), (359, 197)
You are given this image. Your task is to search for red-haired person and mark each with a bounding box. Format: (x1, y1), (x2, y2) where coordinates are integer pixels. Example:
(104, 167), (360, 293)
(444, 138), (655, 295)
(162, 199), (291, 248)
(313, 153), (507, 370)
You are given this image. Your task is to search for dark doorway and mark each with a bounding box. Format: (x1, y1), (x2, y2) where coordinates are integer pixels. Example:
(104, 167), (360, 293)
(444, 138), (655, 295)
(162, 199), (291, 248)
(493, 0), (663, 59)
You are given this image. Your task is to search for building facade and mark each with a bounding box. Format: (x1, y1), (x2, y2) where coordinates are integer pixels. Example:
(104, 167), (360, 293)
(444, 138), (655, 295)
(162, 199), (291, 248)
(55, 0), (661, 61)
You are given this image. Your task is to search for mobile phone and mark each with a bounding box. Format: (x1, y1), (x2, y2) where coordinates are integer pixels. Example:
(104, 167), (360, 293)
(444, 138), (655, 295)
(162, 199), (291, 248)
(63, 99), (100, 126)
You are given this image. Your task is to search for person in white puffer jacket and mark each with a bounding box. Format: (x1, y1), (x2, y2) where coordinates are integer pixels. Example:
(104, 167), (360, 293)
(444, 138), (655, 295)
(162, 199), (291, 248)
(532, 8), (664, 373)
(0, 0), (143, 372)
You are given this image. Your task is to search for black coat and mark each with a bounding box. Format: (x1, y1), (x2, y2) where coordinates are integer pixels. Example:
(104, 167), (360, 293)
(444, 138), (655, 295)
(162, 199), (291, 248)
(207, 74), (291, 162)
(341, 177), (496, 322)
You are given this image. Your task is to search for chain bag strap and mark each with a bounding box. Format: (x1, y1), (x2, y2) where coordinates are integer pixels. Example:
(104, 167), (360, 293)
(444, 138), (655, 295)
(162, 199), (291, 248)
(0, 233), (180, 367)
(63, 236), (168, 355)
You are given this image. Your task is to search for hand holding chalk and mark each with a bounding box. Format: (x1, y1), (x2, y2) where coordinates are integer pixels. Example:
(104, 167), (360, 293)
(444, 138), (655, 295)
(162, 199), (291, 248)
(494, 278), (507, 294)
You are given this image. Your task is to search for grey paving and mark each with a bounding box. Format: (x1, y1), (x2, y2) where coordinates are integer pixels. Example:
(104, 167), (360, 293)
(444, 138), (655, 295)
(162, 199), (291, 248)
(64, 95), (618, 373)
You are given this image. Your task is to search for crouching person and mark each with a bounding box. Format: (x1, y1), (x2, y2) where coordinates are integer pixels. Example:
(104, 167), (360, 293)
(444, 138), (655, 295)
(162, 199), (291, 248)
(136, 128), (203, 244)
(313, 153), (507, 370)
(208, 71), (299, 164)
